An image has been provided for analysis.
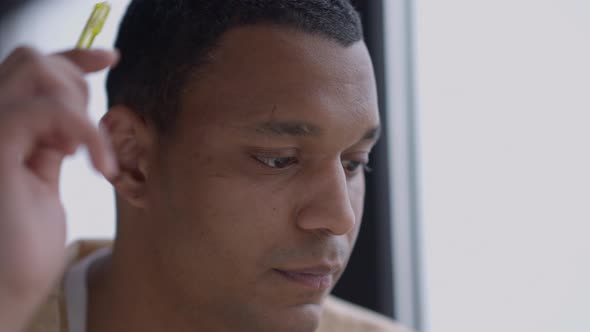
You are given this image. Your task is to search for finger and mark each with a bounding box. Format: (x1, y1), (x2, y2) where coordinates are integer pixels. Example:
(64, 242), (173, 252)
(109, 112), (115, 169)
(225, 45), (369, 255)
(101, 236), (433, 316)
(39, 56), (90, 109)
(0, 46), (40, 77)
(54, 49), (119, 73)
(0, 47), (117, 87)
(0, 58), (89, 117)
(0, 48), (89, 105)
(0, 47), (43, 94)
(25, 146), (67, 190)
(1, 98), (118, 182)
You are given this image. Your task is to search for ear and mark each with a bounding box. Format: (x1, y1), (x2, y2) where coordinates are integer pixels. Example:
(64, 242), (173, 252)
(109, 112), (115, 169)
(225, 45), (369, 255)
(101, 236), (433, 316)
(100, 106), (156, 209)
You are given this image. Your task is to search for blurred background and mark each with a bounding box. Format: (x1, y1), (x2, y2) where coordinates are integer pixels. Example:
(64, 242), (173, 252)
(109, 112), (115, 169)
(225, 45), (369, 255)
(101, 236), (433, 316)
(1, 0), (589, 331)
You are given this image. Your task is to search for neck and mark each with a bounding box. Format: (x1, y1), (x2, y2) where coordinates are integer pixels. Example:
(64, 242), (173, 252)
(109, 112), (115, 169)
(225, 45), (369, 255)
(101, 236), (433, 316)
(83, 240), (174, 332)
(86, 238), (248, 332)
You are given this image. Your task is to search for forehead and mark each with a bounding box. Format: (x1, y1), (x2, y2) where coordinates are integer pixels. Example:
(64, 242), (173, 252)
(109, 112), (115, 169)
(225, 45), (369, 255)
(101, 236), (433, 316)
(178, 25), (379, 134)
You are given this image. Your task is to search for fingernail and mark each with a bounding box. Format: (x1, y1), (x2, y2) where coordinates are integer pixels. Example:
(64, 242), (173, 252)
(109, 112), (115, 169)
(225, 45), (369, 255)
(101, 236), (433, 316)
(110, 48), (121, 67)
(109, 48), (121, 68)
(90, 48), (120, 66)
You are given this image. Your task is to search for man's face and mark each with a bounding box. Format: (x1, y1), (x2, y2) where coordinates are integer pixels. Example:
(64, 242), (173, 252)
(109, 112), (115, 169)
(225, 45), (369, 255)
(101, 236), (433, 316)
(145, 26), (380, 331)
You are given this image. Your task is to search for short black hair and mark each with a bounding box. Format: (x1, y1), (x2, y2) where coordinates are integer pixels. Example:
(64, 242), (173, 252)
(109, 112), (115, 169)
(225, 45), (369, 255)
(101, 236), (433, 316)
(106, 0), (363, 134)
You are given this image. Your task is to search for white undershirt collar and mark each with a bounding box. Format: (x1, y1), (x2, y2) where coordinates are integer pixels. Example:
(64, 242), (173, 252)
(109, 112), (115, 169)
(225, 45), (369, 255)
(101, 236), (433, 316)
(63, 247), (112, 332)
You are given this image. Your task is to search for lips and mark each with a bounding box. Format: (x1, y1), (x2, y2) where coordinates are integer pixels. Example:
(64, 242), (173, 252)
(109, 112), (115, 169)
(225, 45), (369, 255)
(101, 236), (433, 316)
(274, 265), (341, 290)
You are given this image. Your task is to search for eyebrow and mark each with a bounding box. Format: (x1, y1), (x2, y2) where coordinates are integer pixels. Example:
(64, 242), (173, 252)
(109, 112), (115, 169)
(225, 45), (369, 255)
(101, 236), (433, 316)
(252, 121), (381, 142)
(254, 121), (322, 137)
(363, 126), (382, 141)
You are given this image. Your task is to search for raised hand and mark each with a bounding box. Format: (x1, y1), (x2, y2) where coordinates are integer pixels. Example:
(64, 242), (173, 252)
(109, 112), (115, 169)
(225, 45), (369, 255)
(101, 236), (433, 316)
(0, 46), (118, 332)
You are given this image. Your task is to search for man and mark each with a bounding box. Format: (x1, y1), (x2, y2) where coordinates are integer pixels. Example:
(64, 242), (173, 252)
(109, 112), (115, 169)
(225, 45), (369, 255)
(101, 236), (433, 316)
(0, 1), (409, 331)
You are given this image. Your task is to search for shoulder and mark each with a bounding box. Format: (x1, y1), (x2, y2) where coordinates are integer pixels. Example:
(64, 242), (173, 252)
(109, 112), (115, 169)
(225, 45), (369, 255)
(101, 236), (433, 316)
(24, 287), (67, 332)
(24, 240), (110, 332)
(317, 296), (412, 332)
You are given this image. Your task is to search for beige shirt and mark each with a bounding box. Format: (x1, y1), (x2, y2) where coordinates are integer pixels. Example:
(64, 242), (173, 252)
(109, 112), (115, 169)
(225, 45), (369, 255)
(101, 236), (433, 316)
(25, 240), (410, 332)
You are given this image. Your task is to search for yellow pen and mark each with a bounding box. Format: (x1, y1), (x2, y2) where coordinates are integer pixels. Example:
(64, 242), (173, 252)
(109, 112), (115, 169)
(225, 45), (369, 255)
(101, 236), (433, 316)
(76, 2), (111, 49)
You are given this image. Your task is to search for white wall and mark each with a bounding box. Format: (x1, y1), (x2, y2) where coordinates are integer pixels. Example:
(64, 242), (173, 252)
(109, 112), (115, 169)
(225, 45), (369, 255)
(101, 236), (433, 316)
(1, 0), (132, 243)
(415, 0), (590, 331)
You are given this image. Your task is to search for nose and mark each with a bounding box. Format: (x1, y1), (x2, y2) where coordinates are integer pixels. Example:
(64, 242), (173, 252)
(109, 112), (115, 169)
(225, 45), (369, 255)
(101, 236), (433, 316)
(295, 161), (357, 236)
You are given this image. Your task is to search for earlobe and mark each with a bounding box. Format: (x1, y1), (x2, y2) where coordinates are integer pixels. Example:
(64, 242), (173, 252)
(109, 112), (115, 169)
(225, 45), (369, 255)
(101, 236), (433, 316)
(100, 106), (154, 208)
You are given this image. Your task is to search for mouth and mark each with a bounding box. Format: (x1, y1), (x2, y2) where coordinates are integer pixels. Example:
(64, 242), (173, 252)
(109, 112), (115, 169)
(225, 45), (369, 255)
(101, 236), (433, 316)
(273, 265), (340, 290)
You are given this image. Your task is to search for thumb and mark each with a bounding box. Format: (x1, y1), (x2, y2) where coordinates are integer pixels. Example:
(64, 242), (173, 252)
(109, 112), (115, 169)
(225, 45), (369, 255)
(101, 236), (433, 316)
(53, 48), (120, 73)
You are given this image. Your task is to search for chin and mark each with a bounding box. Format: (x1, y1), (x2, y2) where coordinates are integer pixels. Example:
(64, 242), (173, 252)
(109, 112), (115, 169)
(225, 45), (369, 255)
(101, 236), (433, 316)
(270, 303), (323, 332)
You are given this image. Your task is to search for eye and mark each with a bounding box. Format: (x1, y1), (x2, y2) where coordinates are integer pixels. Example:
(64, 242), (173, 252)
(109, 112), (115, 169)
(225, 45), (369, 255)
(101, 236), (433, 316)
(254, 156), (298, 169)
(342, 160), (372, 175)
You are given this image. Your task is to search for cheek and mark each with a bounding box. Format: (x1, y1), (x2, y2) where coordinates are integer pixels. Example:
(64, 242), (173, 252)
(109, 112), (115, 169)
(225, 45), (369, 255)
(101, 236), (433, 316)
(348, 175), (366, 241)
(148, 173), (292, 305)
(159, 162), (291, 259)
(349, 175), (366, 218)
